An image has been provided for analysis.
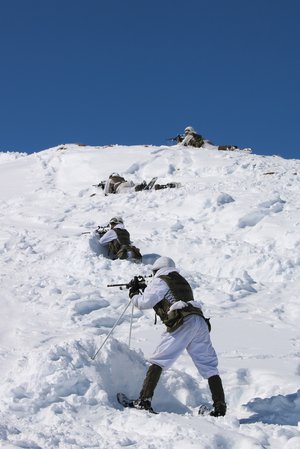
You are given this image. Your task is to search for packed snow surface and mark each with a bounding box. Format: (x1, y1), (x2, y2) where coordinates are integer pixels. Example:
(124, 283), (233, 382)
(0, 143), (300, 449)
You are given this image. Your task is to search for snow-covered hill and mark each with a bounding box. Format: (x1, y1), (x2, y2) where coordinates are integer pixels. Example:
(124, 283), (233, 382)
(0, 143), (300, 449)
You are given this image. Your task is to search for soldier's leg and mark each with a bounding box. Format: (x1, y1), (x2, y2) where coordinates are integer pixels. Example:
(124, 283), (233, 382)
(134, 322), (195, 409)
(186, 316), (226, 416)
(138, 364), (162, 401)
(208, 375), (226, 416)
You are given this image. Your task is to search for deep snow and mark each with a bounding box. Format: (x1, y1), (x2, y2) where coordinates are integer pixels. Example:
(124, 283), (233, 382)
(0, 143), (300, 449)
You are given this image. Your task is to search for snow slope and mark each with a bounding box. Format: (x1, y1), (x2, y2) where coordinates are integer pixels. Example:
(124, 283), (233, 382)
(0, 143), (300, 449)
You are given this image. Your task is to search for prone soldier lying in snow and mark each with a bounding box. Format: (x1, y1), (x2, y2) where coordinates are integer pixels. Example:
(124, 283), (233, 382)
(103, 173), (135, 195)
(169, 125), (240, 152)
(98, 216), (142, 262)
(95, 173), (180, 194)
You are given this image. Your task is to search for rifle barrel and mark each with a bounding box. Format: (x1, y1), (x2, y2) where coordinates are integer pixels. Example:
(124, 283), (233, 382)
(107, 275), (151, 289)
(107, 283), (129, 288)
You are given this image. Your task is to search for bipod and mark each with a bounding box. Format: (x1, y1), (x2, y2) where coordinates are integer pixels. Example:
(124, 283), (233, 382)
(128, 301), (134, 349)
(91, 300), (132, 360)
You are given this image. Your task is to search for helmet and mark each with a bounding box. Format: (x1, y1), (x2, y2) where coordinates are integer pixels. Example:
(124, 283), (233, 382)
(109, 172), (120, 178)
(184, 126), (196, 134)
(109, 216), (124, 225)
(152, 256), (176, 272)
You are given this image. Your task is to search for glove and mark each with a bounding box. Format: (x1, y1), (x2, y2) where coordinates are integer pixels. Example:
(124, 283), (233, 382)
(139, 282), (147, 292)
(128, 276), (140, 299)
(129, 286), (140, 299)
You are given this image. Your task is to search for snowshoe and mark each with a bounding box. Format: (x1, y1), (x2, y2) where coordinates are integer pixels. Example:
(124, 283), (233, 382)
(198, 401), (226, 417)
(117, 393), (158, 414)
(198, 404), (214, 416)
(144, 177), (158, 190)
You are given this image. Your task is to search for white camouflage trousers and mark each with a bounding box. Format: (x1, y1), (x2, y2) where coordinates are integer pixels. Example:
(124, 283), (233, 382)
(149, 314), (219, 379)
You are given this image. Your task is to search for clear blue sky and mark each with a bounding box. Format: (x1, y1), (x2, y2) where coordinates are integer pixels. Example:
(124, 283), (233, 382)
(0, 0), (299, 159)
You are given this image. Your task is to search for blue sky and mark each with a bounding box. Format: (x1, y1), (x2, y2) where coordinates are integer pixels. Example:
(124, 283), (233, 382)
(0, 0), (299, 159)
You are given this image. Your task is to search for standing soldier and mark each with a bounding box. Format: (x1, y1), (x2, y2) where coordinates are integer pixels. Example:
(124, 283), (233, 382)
(124, 256), (226, 416)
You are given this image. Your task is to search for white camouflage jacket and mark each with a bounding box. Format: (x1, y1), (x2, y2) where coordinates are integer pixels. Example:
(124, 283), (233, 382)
(131, 267), (203, 313)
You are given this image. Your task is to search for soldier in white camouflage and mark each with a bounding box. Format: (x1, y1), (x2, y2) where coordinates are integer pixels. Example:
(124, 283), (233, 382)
(128, 256), (226, 416)
(99, 217), (142, 262)
(104, 173), (135, 195)
(177, 126), (205, 147)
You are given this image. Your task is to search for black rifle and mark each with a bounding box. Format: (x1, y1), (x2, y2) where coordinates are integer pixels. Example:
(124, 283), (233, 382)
(107, 275), (150, 290)
(154, 182), (180, 190)
(81, 225), (110, 236)
(95, 225), (110, 235)
(166, 134), (183, 142)
(92, 181), (106, 190)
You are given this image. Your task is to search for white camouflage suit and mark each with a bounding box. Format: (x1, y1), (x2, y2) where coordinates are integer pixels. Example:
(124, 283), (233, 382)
(98, 223), (136, 260)
(98, 223), (125, 246)
(131, 267), (220, 379)
(104, 178), (135, 195)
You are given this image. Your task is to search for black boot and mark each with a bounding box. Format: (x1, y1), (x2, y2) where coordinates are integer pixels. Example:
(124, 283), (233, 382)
(134, 364), (162, 410)
(139, 364), (162, 400)
(208, 375), (226, 417)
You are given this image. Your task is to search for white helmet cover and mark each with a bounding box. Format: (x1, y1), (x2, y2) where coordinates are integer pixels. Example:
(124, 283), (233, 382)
(185, 126), (196, 134)
(152, 256), (176, 271)
(109, 216), (124, 225)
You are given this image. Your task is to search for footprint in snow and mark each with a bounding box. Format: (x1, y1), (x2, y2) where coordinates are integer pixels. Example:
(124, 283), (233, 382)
(236, 368), (251, 385)
(217, 192), (234, 206)
(259, 197), (285, 213)
(167, 163), (176, 174)
(238, 197), (285, 228)
(91, 317), (122, 328)
(13, 440), (42, 449)
(63, 292), (81, 301)
(238, 210), (267, 228)
(73, 298), (109, 315)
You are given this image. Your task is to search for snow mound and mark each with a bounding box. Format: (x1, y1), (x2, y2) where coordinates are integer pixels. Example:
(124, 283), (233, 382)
(0, 151), (27, 164)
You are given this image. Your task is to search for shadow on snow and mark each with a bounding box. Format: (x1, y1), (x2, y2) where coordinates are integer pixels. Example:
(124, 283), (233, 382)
(240, 390), (300, 426)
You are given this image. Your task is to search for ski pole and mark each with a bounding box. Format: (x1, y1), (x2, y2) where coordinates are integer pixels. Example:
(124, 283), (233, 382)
(91, 300), (132, 360)
(128, 301), (134, 349)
